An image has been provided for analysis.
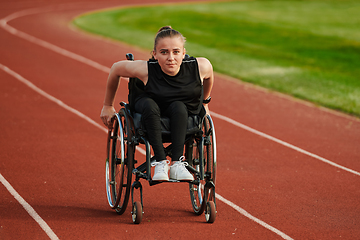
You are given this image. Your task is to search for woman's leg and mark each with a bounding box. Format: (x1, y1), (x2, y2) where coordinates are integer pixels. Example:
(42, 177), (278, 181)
(134, 97), (166, 161)
(163, 101), (188, 161)
(165, 101), (194, 181)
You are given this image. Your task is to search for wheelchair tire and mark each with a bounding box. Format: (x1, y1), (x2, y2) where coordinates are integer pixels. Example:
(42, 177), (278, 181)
(188, 115), (217, 215)
(105, 108), (134, 215)
(188, 139), (206, 215)
(132, 201), (143, 224)
(205, 201), (216, 223)
(203, 115), (217, 205)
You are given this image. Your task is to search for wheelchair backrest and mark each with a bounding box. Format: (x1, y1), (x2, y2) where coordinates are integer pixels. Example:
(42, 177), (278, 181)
(126, 53), (145, 112)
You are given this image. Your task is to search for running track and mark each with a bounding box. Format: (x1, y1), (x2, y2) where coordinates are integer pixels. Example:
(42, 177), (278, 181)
(1, 0), (359, 239)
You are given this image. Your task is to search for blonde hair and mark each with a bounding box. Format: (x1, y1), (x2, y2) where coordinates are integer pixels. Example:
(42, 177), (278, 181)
(153, 26), (186, 51)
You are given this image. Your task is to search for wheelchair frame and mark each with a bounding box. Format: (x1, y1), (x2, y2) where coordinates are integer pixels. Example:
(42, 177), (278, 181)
(105, 54), (217, 224)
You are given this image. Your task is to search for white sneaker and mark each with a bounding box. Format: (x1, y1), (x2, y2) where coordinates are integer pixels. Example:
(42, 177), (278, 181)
(151, 160), (170, 181)
(170, 156), (194, 181)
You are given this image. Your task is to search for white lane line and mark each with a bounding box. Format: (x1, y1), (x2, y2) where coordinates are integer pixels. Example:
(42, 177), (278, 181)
(0, 63), (293, 240)
(211, 112), (360, 177)
(216, 194), (293, 240)
(0, 173), (59, 240)
(0, 64), (105, 133)
(0, 6), (111, 74)
(1, 5), (358, 178)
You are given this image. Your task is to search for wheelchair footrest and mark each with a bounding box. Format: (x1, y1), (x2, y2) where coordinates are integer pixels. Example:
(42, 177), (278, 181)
(132, 169), (148, 179)
(149, 179), (195, 186)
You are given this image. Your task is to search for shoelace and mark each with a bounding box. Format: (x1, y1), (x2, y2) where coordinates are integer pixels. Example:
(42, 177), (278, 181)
(171, 157), (189, 171)
(178, 162), (189, 173)
(151, 160), (170, 173)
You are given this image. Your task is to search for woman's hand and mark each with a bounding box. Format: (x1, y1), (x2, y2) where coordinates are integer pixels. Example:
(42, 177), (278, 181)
(204, 104), (210, 116)
(100, 105), (117, 129)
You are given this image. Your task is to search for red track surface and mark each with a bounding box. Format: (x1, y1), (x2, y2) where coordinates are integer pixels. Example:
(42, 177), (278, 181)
(1, 0), (359, 239)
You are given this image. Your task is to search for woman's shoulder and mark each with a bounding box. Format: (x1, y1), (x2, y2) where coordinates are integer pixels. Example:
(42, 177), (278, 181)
(196, 57), (211, 66)
(112, 59), (147, 70)
(111, 60), (148, 81)
(196, 57), (212, 71)
(195, 57), (213, 80)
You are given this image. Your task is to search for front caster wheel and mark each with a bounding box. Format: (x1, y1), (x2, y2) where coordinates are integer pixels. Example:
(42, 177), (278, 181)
(205, 201), (216, 223)
(132, 201), (143, 224)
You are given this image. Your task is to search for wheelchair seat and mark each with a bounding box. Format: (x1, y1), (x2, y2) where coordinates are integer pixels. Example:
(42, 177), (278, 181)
(132, 112), (203, 136)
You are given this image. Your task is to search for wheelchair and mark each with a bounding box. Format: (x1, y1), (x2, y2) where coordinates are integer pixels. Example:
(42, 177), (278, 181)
(105, 53), (217, 224)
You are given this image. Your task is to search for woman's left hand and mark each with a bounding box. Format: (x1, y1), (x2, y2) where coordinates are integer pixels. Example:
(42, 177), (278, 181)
(204, 104), (210, 116)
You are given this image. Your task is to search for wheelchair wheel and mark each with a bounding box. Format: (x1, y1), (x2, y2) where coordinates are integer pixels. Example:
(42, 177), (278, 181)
(132, 201), (143, 224)
(205, 201), (216, 223)
(188, 115), (217, 215)
(203, 115), (217, 204)
(188, 139), (205, 215)
(105, 108), (134, 215)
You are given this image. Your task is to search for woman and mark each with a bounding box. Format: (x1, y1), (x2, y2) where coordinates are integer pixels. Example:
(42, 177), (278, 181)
(100, 26), (214, 181)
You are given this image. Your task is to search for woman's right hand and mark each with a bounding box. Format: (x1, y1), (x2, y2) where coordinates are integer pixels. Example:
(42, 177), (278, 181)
(100, 105), (117, 129)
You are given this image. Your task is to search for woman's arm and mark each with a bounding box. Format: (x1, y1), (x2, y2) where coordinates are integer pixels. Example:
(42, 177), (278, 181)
(197, 57), (214, 100)
(197, 57), (214, 114)
(100, 60), (147, 128)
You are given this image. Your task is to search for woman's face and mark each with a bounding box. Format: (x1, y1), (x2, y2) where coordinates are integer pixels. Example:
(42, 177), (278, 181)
(153, 36), (185, 76)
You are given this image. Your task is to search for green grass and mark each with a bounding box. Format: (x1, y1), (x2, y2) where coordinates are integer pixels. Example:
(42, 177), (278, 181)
(73, 0), (360, 117)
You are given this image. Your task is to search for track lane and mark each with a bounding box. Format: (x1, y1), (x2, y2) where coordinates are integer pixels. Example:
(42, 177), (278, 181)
(210, 75), (360, 171)
(214, 123), (360, 239)
(1, 0), (360, 239)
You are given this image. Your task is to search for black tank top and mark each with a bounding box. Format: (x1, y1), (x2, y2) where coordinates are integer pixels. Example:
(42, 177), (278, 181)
(146, 57), (203, 115)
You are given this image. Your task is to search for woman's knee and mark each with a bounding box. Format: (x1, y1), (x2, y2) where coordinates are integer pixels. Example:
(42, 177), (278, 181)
(135, 97), (160, 116)
(167, 101), (188, 117)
